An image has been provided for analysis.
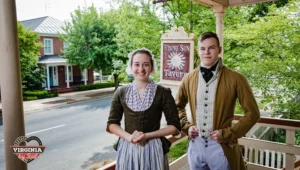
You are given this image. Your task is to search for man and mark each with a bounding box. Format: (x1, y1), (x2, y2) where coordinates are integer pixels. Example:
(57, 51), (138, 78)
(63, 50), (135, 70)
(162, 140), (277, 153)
(176, 32), (260, 170)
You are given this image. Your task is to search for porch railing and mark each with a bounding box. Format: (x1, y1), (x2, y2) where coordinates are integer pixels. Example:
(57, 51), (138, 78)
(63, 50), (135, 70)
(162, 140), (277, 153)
(98, 115), (300, 170)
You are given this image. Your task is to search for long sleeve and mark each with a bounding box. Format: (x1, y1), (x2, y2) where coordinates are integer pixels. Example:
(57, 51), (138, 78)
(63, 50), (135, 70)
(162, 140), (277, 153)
(219, 74), (260, 144)
(162, 87), (181, 135)
(175, 76), (193, 135)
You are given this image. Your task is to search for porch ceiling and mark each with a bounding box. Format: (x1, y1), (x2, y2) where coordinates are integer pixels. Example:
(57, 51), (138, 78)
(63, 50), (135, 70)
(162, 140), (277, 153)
(193, 0), (277, 7)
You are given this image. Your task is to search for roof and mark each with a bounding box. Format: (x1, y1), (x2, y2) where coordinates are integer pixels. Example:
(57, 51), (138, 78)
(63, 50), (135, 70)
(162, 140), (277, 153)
(21, 16), (65, 35)
(39, 55), (67, 64)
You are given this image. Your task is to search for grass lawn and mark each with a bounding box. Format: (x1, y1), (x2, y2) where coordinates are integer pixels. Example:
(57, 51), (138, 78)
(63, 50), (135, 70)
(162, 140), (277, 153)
(168, 139), (188, 163)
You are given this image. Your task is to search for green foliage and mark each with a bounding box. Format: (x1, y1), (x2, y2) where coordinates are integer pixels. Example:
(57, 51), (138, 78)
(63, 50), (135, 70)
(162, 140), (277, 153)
(164, 0), (215, 34)
(22, 66), (46, 89)
(247, 0), (289, 22)
(112, 2), (164, 71)
(77, 82), (115, 91)
(18, 22), (43, 88)
(224, 1), (300, 119)
(61, 5), (117, 71)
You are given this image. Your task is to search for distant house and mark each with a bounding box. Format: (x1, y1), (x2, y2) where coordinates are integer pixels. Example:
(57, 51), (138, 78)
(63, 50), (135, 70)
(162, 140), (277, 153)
(21, 16), (94, 92)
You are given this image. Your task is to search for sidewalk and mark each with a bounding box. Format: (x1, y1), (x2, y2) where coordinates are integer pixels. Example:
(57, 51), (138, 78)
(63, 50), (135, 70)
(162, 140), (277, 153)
(0, 87), (116, 114)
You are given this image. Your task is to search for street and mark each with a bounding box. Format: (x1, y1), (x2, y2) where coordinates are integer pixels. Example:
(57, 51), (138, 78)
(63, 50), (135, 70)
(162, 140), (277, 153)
(0, 96), (119, 170)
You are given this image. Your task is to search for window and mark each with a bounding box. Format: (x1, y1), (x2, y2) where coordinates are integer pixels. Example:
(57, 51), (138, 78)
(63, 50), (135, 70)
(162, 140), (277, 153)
(44, 39), (53, 55)
(63, 41), (69, 51)
(65, 66), (73, 82)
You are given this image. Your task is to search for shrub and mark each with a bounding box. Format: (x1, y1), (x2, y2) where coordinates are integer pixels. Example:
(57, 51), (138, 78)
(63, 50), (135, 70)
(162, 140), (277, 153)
(77, 82), (114, 91)
(23, 89), (58, 101)
(23, 96), (38, 101)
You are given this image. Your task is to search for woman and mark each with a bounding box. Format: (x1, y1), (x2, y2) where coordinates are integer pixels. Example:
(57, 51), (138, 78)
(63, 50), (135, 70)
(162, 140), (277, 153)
(106, 48), (181, 170)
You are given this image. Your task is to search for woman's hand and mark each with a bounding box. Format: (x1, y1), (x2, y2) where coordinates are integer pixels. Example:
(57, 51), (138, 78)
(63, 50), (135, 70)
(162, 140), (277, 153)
(127, 130), (144, 143)
(133, 133), (148, 145)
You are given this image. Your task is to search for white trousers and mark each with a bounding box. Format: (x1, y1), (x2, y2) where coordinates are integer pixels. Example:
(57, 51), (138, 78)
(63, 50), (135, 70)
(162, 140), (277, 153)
(188, 137), (231, 170)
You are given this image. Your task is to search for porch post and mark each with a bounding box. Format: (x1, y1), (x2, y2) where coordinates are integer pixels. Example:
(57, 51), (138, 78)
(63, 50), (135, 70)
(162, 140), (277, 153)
(213, 5), (226, 58)
(46, 65), (50, 90)
(66, 65), (70, 88)
(84, 68), (87, 85)
(0, 0), (27, 169)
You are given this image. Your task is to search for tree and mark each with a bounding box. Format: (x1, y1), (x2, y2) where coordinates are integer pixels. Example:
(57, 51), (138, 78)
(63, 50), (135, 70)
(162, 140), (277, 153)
(105, 1), (164, 82)
(17, 22), (43, 88)
(61, 5), (118, 71)
(224, 1), (300, 119)
(113, 1), (164, 59)
(247, 0), (289, 22)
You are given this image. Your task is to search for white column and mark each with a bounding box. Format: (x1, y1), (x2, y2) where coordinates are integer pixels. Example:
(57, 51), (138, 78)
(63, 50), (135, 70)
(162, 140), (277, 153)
(213, 5), (226, 58)
(66, 65), (70, 88)
(0, 0), (27, 168)
(84, 68), (87, 85)
(47, 65), (50, 90)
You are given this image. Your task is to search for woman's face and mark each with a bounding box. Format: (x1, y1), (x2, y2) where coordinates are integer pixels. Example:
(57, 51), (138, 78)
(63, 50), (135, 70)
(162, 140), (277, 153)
(131, 53), (153, 82)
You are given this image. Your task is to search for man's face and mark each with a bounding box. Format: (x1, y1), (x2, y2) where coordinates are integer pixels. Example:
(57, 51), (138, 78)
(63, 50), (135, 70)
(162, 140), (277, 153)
(198, 37), (221, 68)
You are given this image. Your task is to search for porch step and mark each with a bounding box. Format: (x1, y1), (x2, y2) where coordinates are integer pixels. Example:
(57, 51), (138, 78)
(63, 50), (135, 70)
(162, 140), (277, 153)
(49, 87), (77, 93)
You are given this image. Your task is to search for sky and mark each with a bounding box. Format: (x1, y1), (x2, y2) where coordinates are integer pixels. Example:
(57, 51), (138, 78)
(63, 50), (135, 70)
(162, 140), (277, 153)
(16, 0), (112, 21)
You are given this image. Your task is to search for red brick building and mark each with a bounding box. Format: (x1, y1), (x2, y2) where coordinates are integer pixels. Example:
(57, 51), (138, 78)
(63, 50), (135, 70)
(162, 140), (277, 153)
(21, 16), (94, 91)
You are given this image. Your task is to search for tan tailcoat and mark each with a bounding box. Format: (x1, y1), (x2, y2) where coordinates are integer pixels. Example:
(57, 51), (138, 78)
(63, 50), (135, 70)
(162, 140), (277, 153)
(176, 61), (260, 170)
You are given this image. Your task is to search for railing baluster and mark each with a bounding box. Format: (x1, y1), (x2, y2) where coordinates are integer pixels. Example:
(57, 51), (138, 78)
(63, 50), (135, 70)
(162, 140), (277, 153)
(276, 152), (281, 169)
(260, 149), (264, 165)
(265, 150), (270, 166)
(245, 146), (249, 161)
(283, 150), (286, 168)
(255, 148), (259, 164)
(271, 151), (275, 168)
(249, 147), (253, 162)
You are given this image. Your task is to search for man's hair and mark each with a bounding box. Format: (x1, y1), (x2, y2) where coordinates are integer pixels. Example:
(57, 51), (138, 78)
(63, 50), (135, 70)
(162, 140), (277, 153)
(199, 32), (220, 47)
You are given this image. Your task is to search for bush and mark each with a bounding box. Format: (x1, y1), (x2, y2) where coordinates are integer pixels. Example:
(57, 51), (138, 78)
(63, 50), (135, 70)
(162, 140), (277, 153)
(23, 90), (49, 99)
(77, 82), (114, 91)
(23, 89), (58, 101)
(23, 96), (38, 101)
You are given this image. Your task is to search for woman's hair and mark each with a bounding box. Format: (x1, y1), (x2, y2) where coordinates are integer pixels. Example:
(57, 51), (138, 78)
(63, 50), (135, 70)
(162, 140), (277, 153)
(126, 48), (157, 75)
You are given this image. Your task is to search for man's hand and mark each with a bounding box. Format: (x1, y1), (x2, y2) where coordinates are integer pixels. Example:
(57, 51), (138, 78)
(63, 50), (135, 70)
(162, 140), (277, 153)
(210, 130), (220, 143)
(188, 126), (199, 139)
